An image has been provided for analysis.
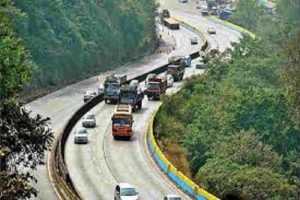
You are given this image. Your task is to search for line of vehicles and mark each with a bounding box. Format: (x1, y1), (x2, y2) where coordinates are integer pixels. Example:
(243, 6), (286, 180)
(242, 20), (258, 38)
(78, 54), (192, 143)
(76, 55), (192, 198)
(74, 9), (206, 198)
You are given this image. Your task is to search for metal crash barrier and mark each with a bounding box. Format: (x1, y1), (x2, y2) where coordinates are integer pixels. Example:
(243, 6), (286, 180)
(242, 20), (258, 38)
(146, 112), (219, 200)
(48, 20), (209, 200)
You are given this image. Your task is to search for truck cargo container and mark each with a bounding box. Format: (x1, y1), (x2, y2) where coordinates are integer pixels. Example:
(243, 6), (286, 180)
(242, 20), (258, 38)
(111, 104), (133, 140)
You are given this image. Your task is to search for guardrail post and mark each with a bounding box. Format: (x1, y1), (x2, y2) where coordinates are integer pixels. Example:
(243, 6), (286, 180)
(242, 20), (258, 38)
(193, 186), (200, 200)
(167, 164), (171, 173)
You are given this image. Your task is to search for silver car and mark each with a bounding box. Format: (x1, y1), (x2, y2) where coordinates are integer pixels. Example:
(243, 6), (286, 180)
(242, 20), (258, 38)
(167, 74), (174, 88)
(163, 194), (182, 200)
(190, 37), (198, 45)
(114, 183), (139, 200)
(83, 90), (97, 103)
(82, 113), (96, 128)
(74, 127), (88, 144)
(207, 27), (216, 34)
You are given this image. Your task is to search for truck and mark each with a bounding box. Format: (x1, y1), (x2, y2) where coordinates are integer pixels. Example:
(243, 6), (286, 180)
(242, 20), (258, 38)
(104, 74), (127, 104)
(119, 80), (144, 112)
(161, 9), (170, 18)
(167, 64), (185, 81)
(163, 18), (180, 30)
(168, 55), (190, 67)
(111, 104), (133, 140)
(145, 74), (167, 100)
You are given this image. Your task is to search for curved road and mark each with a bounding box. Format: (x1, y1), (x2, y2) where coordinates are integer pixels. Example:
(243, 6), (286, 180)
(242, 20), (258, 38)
(65, 5), (242, 200)
(28, 1), (242, 199)
(28, 23), (198, 200)
(65, 26), (201, 200)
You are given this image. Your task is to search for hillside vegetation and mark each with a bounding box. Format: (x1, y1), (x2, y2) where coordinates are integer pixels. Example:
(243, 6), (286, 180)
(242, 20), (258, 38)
(1, 1), (53, 199)
(12, 0), (157, 90)
(154, 0), (300, 199)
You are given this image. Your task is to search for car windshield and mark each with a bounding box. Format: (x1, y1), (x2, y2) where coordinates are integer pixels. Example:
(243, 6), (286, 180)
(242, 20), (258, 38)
(86, 114), (95, 119)
(106, 83), (119, 91)
(120, 188), (137, 196)
(112, 118), (130, 125)
(121, 91), (136, 99)
(148, 82), (160, 89)
(77, 129), (87, 134)
(169, 197), (181, 200)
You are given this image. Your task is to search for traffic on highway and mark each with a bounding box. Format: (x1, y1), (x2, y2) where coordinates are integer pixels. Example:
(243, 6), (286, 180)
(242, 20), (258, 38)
(26, 0), (241, 199)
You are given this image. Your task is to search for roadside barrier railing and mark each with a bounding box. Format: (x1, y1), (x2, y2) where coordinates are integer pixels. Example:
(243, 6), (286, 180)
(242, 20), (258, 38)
(146, 109), (219, 200)
(208, 16), (256, 39)
(48, 20), (208, 200)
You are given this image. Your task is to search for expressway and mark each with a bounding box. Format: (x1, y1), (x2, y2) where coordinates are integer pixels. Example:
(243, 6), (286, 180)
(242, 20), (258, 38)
(64, 5), (242, 200)
(28, 0), (242, 199)
(28, 23), (198, 199)
(64, 26), (201, 200)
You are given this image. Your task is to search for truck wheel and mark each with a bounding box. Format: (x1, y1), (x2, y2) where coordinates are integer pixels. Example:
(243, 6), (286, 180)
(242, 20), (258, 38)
(104, 99), (108, 104)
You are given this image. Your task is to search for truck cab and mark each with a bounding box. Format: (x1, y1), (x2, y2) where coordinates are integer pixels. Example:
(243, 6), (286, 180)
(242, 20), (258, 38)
(104, 74), (127, 104)
(167, 64), (185, 81)
(145, 75), (167, 100)
(111, 105), (133, 140)
(119, 80), (144, 111)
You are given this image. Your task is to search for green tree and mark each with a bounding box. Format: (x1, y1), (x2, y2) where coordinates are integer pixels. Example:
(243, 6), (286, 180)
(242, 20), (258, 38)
(0, 1), (53, 199)
(208, 131), (282, 171)
(229, 0), (264, 31)
(282, 31), (300, 125)
(197, 158), (298, 200)
(0, 0), (31, 100)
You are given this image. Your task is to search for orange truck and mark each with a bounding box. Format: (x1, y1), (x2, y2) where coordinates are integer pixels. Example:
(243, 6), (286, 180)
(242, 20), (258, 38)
(145, 74), (167, 100)
(111, 104), (133, 140)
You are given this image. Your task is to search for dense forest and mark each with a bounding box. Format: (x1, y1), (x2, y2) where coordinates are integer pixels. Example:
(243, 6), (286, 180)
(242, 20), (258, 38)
(0, 0), (157, 198)
(12, 0), (157, 92)
(154, 0), (300, 199)
(1, 1), (53, 199)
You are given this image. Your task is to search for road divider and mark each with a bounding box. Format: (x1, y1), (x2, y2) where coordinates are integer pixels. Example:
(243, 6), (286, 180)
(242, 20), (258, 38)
(48, 19), (209, 199)
(48, 54), (202, 199)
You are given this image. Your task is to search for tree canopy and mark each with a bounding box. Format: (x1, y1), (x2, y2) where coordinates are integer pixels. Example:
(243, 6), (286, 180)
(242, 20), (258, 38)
(0, 1), (53, 199)
(154, 1), (300, 199)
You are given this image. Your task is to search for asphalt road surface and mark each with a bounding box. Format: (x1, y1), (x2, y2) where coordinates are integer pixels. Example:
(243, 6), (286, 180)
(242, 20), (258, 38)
(64, 26), (202, 200)
(28, 24), (199, 200)
(28, 1), (242, 198)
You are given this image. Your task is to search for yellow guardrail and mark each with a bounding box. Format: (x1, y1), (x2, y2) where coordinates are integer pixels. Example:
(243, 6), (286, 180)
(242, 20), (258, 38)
(147, 111), (219, 200)
(208, 16), (256, 39)
(172, 16), (207, 44)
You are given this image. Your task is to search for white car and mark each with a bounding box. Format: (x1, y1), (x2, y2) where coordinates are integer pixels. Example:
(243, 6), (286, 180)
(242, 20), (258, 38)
(207, 27), (216, 34)
(163, 194), (182, 200)
(114, 183), (139, 200)
(82, 113), (96, 128)
(166, 74), (174, 87)
(74, 127), (88, 144)
(83, 90), (97, 103)
(97, 85), (104, 95)
(145, 73), (156, 88)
